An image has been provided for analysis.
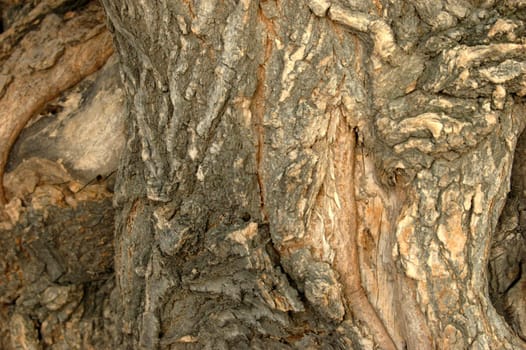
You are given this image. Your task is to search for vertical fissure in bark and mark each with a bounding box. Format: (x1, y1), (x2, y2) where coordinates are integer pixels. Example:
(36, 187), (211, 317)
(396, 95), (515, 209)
(331, 114), (397, 350)
(490, 123), (526, 340)
(251, 6), (275, 223)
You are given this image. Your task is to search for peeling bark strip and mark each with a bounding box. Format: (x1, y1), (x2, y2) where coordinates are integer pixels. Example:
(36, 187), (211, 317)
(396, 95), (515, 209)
(0, 1), (114, 205)
(100, 0), (526, 349)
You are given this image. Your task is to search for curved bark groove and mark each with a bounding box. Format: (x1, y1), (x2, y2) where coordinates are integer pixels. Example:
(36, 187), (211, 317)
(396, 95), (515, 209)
(0, 0), (113, 205)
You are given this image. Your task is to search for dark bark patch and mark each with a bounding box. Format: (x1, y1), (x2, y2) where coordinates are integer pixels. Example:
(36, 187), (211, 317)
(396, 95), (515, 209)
(490, 126), (526, 340)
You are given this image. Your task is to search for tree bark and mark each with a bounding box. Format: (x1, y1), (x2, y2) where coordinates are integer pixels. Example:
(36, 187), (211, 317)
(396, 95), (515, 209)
(0, 1), (122, 349)
(100, 0), (526, 348)
(2, 0), (526, 349)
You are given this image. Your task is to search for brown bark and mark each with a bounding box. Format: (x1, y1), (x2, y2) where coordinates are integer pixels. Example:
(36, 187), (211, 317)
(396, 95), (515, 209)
(1, 0), (526, 349)
(0, 1), (122, 348)
(0, 0), (113, 205)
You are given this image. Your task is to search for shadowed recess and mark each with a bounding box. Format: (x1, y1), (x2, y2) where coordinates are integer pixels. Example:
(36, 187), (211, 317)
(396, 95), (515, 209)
(490, 127), (526, 340)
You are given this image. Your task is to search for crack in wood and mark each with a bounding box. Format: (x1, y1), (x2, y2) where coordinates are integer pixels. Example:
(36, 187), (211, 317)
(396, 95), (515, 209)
(251, 6), (275, 223)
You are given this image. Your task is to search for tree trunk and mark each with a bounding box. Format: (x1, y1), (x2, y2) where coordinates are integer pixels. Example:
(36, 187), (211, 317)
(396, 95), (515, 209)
(100, 0), (526, 348)
(2, 0), (526, 349)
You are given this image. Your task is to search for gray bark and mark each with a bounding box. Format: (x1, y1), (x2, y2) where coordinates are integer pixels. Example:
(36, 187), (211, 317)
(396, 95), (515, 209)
(100, 0), (526, 349)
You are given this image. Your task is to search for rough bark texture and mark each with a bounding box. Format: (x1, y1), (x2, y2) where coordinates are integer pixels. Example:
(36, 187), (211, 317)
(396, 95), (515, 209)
(1, 0), (526, 349)
(100, 0), (526, 349)
(0, 1), (123, 348)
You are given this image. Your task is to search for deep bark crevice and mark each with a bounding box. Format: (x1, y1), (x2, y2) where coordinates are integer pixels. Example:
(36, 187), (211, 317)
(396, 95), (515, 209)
(490, 126), (526, 340)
